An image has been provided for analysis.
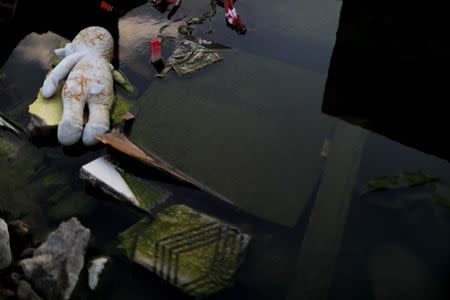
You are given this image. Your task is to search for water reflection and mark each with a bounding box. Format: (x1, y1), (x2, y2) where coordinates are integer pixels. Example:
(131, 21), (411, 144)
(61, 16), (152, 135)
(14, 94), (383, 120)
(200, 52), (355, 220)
(0, 0), (148, 69)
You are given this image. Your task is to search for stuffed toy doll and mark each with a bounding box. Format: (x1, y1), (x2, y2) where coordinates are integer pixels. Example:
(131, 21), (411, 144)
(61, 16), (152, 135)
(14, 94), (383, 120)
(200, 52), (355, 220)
(42, 26), (115, 146)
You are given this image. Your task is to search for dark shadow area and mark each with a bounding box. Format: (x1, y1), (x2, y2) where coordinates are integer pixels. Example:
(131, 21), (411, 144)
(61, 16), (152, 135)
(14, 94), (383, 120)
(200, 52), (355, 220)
(323, 1), (450, 161)
(0, 0), (148, 69)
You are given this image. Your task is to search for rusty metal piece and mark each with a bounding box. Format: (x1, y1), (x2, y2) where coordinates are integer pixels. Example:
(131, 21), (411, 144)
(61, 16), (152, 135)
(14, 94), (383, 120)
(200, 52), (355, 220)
(119, 112), (135, 121)
(96, 130), (196, 186)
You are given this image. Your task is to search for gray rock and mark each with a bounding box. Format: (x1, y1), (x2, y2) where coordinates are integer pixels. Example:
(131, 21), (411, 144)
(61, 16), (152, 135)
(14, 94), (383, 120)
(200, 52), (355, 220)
(17, 281), (43, 300)
(0, 218), (12, 269)
(19, 218), (90, 300)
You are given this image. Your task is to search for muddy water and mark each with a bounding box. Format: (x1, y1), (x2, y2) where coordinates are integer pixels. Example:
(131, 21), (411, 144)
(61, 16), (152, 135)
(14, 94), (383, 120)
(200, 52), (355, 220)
(1, 1), (450, 299)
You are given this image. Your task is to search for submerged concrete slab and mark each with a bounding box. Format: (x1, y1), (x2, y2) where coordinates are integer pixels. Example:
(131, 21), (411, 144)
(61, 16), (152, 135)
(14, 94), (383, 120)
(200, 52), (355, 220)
(127, 50), (334, 226)
(118, 205), (250, 297)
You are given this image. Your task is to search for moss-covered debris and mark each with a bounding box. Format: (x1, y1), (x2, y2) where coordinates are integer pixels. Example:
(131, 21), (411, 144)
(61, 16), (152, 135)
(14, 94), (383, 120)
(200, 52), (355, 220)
(363, 171), (439, 194)
(117, 205), (250, 297)
(118, 170), (171, 213)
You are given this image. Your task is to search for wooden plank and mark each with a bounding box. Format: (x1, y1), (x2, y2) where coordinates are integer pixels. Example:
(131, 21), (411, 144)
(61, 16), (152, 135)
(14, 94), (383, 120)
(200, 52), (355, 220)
(287, 121), (366, 300)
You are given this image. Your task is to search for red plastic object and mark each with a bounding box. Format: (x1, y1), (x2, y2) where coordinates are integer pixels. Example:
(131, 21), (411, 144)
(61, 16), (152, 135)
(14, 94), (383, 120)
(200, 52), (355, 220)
(150, 39), (162, 62)
(100, 1), (114, 12)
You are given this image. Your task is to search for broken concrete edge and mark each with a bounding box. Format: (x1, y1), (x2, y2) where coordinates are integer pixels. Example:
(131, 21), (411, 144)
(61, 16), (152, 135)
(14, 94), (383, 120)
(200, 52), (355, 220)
(96, 130), (234, 206)
(19, 217), (91, 300)
(80, 155), (171, 214)
(117, 205), (251, 297)
(116, 168), (171, 212)
(80, 156), (140, 207)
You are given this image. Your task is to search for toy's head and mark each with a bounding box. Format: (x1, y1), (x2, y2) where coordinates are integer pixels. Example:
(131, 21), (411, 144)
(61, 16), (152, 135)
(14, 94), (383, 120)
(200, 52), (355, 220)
(58, 26), (114, 61)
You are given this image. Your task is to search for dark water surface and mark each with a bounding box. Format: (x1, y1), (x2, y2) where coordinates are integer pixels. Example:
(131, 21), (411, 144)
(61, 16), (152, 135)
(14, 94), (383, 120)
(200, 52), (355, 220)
(1, 1), (450, 299)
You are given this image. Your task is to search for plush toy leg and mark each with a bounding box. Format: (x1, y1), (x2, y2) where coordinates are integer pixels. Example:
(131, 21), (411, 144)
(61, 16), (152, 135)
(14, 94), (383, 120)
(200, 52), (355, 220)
(82, 102), (111, 146)
(57, 96), (85, 146)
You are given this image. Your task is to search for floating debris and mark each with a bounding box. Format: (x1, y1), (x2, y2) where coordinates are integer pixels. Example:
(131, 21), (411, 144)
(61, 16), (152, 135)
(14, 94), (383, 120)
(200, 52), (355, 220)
(197, 38), (230, 49)
(118, 205), (250, 297)
(29, 34), (135, 137)
(28, 86), (64, 128)
(28, 88), (133, 132)
(320, 138), (331, 158)
(80, 156), (171, 214)
(362, 171), (439, 195)
(0, 218), (12, 270)
(20, 218), (90, 300)
(88, 257), (110, 290)
(0, 114), (22, 135)
(159, 39), (222, 77)
(96, 130), (198, 187)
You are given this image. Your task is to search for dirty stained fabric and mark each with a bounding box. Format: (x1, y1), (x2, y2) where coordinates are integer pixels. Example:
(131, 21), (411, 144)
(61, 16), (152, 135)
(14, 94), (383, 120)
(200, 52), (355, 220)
(162, 39), (222, 76)
(41, 26), (115, 146)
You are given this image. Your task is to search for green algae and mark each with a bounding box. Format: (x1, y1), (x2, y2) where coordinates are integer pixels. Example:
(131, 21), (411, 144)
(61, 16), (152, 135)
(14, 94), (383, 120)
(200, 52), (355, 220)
(110, 95), (133, 124)
(117, 205), (250, 297)
(118, 218), (152, 260)
(363, 171), (439, 194)
(118, 170), (170, 213)
(0, 138), (16, 157)
(112, 70), (135, 95)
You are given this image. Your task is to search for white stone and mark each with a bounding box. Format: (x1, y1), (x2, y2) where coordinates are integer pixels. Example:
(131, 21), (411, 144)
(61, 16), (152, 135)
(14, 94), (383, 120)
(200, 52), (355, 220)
(88, 257), (109, 290)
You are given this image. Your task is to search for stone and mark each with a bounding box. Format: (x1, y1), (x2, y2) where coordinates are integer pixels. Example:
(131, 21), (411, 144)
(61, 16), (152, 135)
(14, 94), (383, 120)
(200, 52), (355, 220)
(88, 257), (109, 290)
(118, 205), (251, 297)
(6, 220), (32, 259)
(0, 218), (12, 270)
(19, 218), (90, 300)
(17, 281), (43, 300)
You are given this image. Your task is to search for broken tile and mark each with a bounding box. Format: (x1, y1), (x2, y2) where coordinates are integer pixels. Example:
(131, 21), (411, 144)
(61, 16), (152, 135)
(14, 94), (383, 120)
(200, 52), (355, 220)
(80, 156), (171, 214)
(118, 205), (250, 297)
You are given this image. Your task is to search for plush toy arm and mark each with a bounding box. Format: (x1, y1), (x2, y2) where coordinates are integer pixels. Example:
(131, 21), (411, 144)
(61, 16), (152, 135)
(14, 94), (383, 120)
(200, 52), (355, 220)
(112, 69), (135, 94)
(42, 51), (85, 98)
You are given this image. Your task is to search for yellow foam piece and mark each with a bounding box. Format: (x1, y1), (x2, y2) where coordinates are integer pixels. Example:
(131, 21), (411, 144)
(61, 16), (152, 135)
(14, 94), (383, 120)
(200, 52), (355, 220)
(28, 83), (64, 126)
